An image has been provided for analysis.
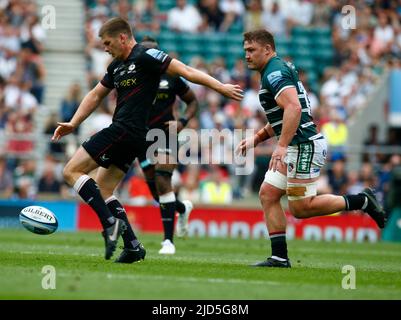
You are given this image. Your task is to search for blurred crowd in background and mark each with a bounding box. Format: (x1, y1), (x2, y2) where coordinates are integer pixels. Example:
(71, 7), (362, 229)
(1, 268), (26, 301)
(0, 0), (47, 198)
(1, 0), (401, 213)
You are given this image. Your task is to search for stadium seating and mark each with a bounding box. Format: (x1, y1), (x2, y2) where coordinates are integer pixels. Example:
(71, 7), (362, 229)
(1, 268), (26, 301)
(150, 1), (336, 87)
(150, 15), (334, 88)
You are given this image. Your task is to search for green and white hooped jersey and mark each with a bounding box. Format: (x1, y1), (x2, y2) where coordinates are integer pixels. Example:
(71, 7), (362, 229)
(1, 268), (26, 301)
(259, 56), (323, 146)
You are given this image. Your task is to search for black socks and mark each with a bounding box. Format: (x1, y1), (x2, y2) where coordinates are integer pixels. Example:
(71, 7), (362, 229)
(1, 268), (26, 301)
(159, 192), (177, 242)
(74, 175), (115, 229)
(146, 179), (186, 214)
(175, 199), (186, 214)
(106, 196), (140, 249)
(270, 231), (288, 260)
(343, 194), (368, 211)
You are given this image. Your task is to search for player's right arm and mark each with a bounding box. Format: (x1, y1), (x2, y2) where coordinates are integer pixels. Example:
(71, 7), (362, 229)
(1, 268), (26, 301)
(236, 123), (275, 156)
(166, 59), (243, 101)
(52, 83), (111, 141)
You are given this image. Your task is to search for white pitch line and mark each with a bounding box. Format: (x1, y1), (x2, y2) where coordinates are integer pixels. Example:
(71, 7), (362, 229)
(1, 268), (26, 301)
(57, 272), (282, 286)
(295, 247), (401, 257)
(5, 250), (255, 264)
(6, 250), (101, 257)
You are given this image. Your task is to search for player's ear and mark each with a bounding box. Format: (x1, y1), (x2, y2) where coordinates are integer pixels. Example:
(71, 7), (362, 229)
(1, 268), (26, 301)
(120, 33), (126, 44)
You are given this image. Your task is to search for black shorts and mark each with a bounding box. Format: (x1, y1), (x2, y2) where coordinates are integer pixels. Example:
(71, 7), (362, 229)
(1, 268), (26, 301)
(82, 124), (147, 173)
(137, 128), (178, 171)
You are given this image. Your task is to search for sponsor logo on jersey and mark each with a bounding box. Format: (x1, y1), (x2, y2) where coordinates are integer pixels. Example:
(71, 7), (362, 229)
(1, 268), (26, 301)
(286, 61), (296, 70)
(146, 48), (168, 62)
(156, 92), (169, 99)
(100, 154), (110, 162)
(113, 66), (123, 74)
(127, 63), (136, 74)
(296, 142), (313, 173)
(119, 78), (137, 87)
(159, 80), (169, 89)
(267, 70), (283, 89)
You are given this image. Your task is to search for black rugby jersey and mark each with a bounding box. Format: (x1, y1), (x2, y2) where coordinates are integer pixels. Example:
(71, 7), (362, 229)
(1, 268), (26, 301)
(101, 44), (172, 137)
(148, 74), (190, 129)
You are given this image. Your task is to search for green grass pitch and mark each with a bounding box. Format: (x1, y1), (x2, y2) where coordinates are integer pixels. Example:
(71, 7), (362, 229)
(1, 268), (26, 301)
(0, 229), (400, 300)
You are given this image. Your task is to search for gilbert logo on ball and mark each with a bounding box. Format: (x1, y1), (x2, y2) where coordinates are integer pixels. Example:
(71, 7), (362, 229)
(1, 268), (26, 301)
(19, 206), (58, 235)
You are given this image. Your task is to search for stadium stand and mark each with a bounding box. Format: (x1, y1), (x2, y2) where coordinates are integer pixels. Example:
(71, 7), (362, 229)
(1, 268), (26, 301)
(0, 0), (400, 213)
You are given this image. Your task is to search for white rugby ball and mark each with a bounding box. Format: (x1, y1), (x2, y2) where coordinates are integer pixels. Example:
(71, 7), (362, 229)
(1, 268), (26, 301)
(19, 206), (58, 235)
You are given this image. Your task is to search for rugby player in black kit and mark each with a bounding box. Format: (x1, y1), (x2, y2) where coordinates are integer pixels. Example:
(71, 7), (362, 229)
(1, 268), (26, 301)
(52, 17), (243, 263)
(139, 36), (198, 255)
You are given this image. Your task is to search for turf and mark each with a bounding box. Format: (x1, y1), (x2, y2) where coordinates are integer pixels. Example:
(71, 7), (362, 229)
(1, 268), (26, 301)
(0, 229), (400, 300)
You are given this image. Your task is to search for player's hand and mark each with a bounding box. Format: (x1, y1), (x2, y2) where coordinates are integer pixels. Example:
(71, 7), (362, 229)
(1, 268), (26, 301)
(222, 84), (243, 101)
(51, 122), (76, 141)
(269, 145), (287, 172)
(236, 137), (256, 156)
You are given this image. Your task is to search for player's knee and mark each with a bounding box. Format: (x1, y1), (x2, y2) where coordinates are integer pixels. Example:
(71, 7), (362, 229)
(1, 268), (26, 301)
(287, 182), (318, 218)
(155, 169), (173, 194)
(157, 182), (172, 195)
(62, 164), (74, 185)
(260, 170), (287, 207)
(259, 183), (282, 206)
(288, 200), (312, 219)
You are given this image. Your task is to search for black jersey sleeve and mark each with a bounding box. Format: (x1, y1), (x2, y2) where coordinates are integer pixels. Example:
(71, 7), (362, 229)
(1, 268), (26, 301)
(100, 62), (116, 89)
(141, 48), (172, 75)
(174, 76), (190, 97)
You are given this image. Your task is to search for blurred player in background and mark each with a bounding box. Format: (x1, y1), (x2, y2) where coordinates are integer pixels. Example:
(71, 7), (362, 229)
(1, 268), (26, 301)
(52, 17), (243, 263)
(139, 36), (198, 255)
(237, 29), (387, 268)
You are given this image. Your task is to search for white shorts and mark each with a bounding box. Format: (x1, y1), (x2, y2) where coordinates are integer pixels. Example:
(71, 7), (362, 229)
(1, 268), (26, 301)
(286, 138), (327, 179)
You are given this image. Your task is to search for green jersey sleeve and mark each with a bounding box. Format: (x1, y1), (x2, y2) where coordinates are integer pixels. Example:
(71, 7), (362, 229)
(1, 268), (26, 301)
(263, 66), (295, 100)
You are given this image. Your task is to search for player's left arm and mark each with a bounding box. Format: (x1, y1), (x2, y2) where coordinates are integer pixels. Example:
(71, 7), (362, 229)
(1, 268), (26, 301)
(275, 87), (302, 148)
(166, 59), (243, 101)
(268, 86), (302, 171)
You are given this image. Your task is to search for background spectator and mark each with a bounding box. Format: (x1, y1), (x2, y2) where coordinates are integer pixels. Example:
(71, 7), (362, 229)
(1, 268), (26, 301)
(0, 0), (398, 207)
(0, 155), (13, 198)
(60, 82), (82, 124)
(200, 165), (232, 204)
(167, 0), (203, 33)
